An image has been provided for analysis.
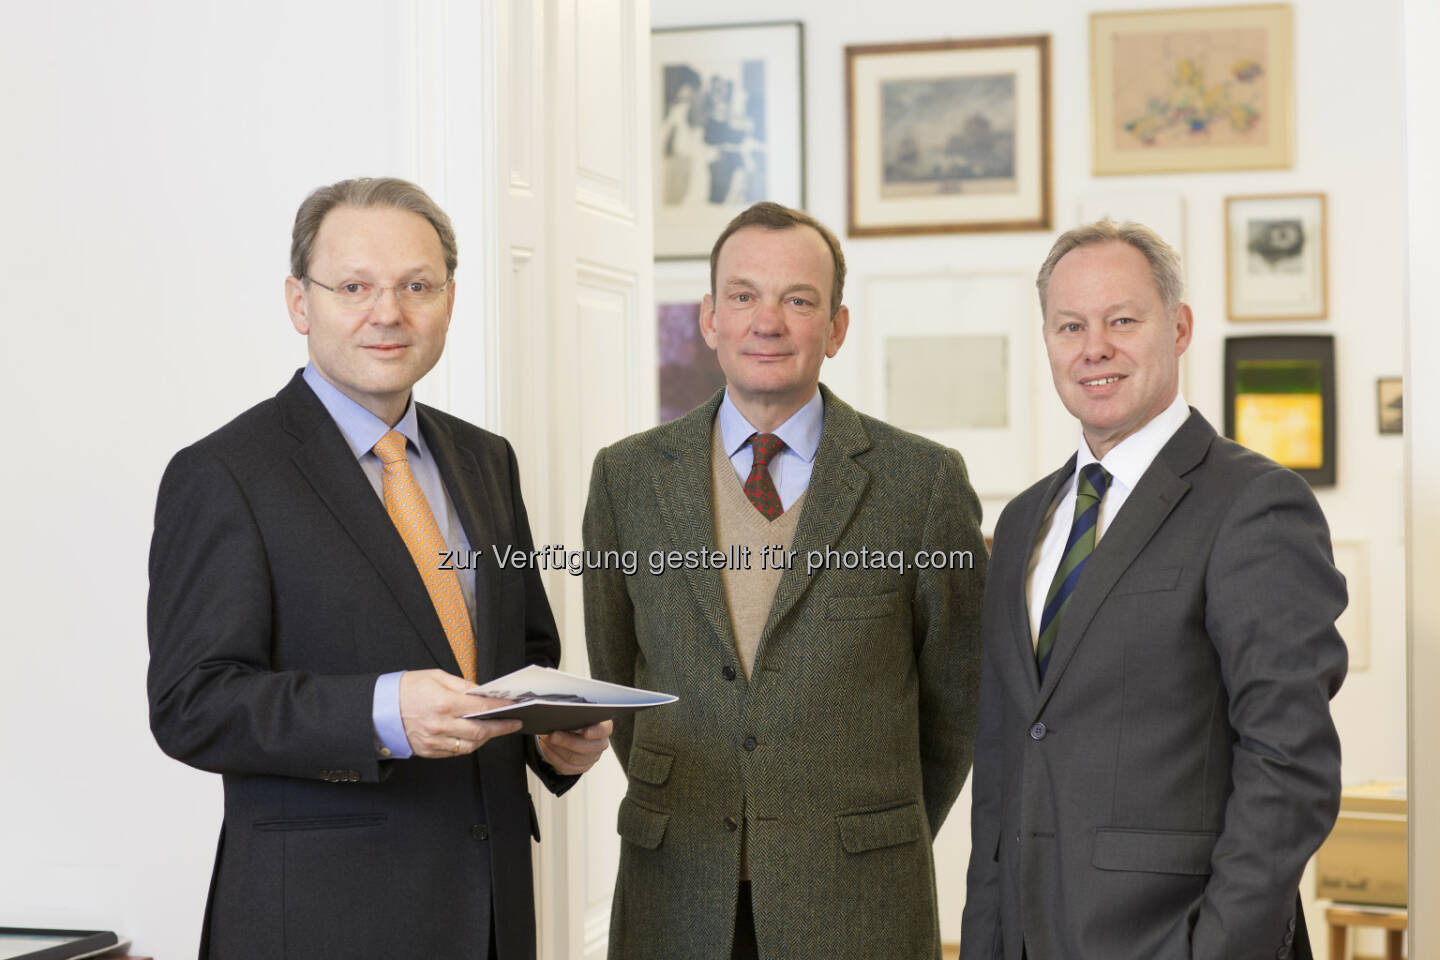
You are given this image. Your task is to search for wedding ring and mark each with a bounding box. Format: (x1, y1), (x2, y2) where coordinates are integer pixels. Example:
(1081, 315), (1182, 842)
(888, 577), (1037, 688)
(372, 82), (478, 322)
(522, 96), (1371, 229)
(452, 737), (461, 755)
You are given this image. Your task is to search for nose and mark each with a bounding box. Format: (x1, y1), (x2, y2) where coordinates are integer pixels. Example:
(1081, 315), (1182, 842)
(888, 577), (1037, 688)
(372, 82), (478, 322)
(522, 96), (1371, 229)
(1080, 323), (1113, 362)
(369, 285), (403, 324)
(750, 297), (784, 335)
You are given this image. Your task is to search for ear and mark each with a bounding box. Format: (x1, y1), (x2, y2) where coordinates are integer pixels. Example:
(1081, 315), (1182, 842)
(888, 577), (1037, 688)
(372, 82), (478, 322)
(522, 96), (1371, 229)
(699, 292), (719, 349)
(825, 304), (850, 358)
(443, 277), (457, 329)
(1173, 302), (1194, 357)
(285, 275), (310, 335)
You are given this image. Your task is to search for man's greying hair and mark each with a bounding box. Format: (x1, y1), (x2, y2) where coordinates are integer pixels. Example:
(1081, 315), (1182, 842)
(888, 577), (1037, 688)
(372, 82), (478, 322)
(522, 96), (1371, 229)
(710, 201), (847, 316)
(290, 177), (458, 282)
(1036, 220), (1184, 317)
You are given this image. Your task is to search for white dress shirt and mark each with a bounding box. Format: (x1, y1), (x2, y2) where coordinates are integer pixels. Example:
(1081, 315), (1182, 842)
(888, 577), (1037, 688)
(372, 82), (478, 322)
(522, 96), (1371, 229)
(1025, 392), (1191, 648)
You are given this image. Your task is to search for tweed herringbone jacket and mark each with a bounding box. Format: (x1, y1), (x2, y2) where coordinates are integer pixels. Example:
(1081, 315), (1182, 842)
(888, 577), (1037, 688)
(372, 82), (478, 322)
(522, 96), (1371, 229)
(583, 386), (987, 959)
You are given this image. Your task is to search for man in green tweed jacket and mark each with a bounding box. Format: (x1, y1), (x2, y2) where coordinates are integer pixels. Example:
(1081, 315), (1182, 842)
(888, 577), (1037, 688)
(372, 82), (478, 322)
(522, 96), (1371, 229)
(583, 202), (987, 959)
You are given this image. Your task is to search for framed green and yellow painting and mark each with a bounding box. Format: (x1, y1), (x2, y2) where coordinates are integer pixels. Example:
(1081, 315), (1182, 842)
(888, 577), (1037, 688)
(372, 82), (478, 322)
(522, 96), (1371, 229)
(1224, 335), (1335, 486)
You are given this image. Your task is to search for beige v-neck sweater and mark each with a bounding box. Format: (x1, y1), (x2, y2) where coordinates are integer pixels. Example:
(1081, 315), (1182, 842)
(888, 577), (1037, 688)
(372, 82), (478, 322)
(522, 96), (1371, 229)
(711, 421), (806, 678)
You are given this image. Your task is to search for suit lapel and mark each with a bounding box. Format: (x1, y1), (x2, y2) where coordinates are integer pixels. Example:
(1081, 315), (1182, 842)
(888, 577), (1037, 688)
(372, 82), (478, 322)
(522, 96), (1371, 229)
(653, 394), (738, 658)
(1036, 412), (1213, 707)
(419, 406), (499, 683)
(279, 375), (461, 677)
(759, 386), (870, 656)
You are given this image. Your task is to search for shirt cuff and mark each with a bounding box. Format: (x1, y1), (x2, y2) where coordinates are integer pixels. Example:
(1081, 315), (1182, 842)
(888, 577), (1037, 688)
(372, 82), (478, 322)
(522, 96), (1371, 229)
(373, 671), (413, 759)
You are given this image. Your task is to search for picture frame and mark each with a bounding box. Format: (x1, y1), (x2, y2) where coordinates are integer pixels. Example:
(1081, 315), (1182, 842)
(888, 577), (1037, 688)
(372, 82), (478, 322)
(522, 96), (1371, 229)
(845, 35), (1052, 236)
(1377, 377), (1403, 435)
(1091, 4), (1294, 175)
(1223, 335), (1335, 486)
(652, 21), (805, 259)
(655, 268), (726, 423)
(1225, 192), (1327, 321)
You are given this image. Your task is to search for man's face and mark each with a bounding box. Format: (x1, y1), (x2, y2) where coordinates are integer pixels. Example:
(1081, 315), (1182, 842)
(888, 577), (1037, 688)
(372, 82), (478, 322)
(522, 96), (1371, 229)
(1042, 240), (1192, 459)
(285, 204), (456, 424)
(700, 225), (849, 427)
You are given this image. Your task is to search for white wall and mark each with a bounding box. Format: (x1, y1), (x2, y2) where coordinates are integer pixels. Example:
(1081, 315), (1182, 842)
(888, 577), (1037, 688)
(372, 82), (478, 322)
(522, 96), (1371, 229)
(653, 0), (1411, 948)
(0, 3), (489, 957)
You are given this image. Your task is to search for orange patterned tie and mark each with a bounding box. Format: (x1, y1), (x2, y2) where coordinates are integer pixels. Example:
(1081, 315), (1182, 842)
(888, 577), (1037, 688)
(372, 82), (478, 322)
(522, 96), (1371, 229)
(372, 430), (476, 681)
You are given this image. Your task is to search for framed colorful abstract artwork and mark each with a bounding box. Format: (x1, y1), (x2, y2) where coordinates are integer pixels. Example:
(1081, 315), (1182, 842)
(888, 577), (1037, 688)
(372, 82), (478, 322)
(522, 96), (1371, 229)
(1224, 335), (1335, 487)
(1091, 4), (1293, 175)
(845, 35), (1052, 235)
(652, 21), (805, 258)
(1225, 192), (1327, 320)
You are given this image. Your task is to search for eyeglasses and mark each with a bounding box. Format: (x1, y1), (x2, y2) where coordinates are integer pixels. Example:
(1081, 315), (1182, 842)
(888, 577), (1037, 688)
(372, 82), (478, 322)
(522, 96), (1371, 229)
(306, 275), (452, 309)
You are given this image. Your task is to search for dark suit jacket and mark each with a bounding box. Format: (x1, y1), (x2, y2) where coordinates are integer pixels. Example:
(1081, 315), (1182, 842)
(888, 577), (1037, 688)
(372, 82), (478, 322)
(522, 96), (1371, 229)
(147, 372), (574, 959)
(959, 410), (1346, 960)
(583, 386), (988, 959)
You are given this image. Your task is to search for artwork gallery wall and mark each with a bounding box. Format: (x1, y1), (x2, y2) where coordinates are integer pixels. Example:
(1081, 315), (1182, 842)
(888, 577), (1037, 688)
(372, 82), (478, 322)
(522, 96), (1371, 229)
(650, 0), (1409, 949)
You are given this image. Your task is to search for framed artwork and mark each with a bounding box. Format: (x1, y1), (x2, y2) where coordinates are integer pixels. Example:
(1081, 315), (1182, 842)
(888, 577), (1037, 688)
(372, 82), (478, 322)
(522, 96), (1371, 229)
(1377, 377), (1403, 435)
(656, 272), (725, 423)
(845, 35), (1051, 236)
(1091, 4), (1294, 175)
(1223, 335), (1335, 486)
(652, 21), (804, 259)
(1225, 192), (1327, 320)
(863, 271), (1038, 497)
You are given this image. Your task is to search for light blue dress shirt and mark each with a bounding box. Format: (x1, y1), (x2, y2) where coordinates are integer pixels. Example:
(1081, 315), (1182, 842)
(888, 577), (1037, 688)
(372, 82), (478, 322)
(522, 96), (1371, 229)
(717, 387), (824, 510)
(302, 364), (475, 760)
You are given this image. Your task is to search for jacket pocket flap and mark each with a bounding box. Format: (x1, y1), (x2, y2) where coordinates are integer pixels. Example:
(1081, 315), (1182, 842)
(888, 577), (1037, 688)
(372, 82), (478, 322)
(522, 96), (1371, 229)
(1091, 827), (1217, 875)
(826, 592), (899, 621)
(253, 814), (388, 832)
(836, 802), (925, 853)
(1111, 565), (1183, 596)
(627, 744), (675, 786)
(617, 797), (670, 850)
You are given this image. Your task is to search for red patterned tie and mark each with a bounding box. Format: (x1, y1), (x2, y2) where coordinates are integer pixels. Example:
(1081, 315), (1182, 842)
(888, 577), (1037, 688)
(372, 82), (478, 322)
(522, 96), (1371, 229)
(744, 433), (787, 520)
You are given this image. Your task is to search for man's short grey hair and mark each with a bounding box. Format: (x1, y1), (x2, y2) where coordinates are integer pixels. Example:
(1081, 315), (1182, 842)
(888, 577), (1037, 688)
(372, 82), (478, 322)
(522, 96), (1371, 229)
(1036, 220), (1184, 316)
(290, 177), (458, 282)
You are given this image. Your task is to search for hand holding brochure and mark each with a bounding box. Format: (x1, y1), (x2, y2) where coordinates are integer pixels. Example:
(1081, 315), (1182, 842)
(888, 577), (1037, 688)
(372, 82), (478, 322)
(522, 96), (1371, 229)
(465, 665), (677, 735)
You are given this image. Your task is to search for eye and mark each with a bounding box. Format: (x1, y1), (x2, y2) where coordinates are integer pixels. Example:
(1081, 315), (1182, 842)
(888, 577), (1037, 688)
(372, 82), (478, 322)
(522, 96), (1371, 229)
(341, 282), (367, 295)
(786, 297), (812, 307)
(404, 280), (431, 294)
(1112, 316), (1137, 326)
(1061, 322), (1083, 334)
(733, 293), (752, 303)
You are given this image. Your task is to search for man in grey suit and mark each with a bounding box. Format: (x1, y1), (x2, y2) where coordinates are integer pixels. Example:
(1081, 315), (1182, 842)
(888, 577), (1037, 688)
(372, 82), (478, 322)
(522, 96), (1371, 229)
(960, 221), (1347, 960)
(584, 202), (987, 959)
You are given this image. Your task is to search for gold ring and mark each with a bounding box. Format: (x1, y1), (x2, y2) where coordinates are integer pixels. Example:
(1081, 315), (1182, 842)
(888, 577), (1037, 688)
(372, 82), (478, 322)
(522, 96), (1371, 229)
(452, 737), (460, 755)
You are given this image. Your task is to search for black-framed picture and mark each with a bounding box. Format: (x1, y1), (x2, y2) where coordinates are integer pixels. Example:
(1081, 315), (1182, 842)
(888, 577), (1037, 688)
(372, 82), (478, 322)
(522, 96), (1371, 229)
(1224, 335), (1335, 486)
(652, 21), (805, 259)
(845, 35), (1051, 236)
(1377, 377), (1403, 435)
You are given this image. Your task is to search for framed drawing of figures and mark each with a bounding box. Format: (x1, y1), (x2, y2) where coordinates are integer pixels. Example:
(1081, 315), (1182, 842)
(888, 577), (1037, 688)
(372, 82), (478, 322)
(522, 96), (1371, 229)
(1091, 4), (1293, 175)
(845, 35), (1052, 236)
(652, 21), (804, 259)
(1225, 192), (1327, 320)
(1224, 335), (1336, 487)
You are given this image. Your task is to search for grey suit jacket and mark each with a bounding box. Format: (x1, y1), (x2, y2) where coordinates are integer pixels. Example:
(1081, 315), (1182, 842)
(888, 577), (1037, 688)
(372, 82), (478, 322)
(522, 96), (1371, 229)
(959, 410), (1346, 960)
(583, 386), (987, 960)
(147, 372), (574, 959)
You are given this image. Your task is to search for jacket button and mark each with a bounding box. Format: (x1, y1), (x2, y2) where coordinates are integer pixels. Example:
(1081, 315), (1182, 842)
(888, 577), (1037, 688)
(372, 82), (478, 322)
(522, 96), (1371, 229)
(1287, 916), (1296, 933)
(471, 824), (489, 840)
(743, 736), (757, 752)
(722, 665), (737, 681)
(723, 816), (738, 832)
(1029, 722), (1047, 741)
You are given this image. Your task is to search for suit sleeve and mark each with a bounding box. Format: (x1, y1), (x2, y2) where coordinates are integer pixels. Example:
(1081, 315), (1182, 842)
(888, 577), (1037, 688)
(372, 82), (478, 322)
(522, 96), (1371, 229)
(499, 438), (582, 796)
(1190, 466), (1347, 959)
(913, 447), (988, 836)
(581, 446), (639, 770)
(147, 446), (384, 782)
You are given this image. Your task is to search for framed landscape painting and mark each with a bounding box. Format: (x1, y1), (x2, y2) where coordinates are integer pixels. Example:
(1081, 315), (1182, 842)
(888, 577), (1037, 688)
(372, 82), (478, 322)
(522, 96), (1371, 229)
(652, 21), (804, 259)
(1225, 192), (1327, 321)
(846, 35), (1051, 236)
(1091, 4), (1293, 175)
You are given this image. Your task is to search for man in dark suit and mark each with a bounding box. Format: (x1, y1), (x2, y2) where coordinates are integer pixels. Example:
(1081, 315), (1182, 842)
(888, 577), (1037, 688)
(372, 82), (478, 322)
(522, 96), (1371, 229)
(584, 202), (987, 959)
(147, 177), (609, 959)
(960, 221), (1347, 960)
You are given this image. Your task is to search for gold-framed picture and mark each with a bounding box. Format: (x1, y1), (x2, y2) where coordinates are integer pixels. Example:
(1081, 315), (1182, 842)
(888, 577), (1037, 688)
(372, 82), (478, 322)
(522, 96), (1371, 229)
(845, 35), (1051, 236)
(1091, 4), (1293, 175)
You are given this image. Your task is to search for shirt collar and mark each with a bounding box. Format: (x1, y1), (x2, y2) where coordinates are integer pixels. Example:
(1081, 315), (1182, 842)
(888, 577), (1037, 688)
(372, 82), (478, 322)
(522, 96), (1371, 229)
(718, 387), (824, 463)
(302, 363), (426, 462)
(1075, 391), (1190, 489)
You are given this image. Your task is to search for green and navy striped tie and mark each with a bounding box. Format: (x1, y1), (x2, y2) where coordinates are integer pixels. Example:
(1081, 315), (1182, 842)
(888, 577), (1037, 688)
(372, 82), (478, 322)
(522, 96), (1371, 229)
(1036, 462), (1112, 679)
